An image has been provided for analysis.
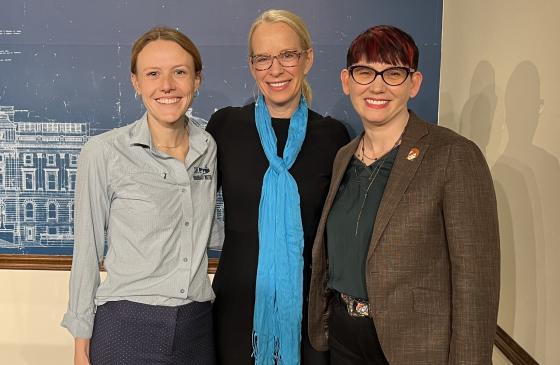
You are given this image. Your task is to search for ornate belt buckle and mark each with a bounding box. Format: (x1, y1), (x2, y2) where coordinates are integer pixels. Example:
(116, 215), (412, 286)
(354, 301), (369, 317)
(341, 293), (369, 317)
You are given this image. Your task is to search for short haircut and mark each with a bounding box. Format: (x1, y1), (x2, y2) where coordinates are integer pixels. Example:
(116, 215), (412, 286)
(346, 25), (419, 70)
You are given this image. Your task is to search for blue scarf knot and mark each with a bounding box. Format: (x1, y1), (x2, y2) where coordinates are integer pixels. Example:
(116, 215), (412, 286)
(252, 94), (308, 365)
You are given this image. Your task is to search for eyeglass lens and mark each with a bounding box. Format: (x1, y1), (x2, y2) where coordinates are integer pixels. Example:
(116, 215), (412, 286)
(252, 51), (302, 71)
(350, 66), (411, 86)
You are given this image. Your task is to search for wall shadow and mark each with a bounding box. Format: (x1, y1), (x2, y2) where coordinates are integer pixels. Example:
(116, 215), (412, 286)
(458, 61), (520, 339)
(491, 61), (559, 358)
(459, 60), (497, 151)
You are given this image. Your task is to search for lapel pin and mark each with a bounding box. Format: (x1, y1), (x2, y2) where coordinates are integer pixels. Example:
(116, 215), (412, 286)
(407, 147), (420, 161)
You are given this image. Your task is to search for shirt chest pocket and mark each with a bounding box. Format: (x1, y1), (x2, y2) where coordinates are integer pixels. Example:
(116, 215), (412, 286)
(112, 170), (173, 213)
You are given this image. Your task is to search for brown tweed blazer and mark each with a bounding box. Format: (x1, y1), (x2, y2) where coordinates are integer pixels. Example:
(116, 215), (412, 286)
(308, 112), (500, 364)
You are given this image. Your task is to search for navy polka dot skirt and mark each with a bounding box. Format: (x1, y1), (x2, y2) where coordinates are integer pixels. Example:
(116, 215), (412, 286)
(90, 300), (215, 365)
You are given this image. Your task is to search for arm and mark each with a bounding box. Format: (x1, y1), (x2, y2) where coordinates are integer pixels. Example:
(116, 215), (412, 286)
(204, 109), (223, 191)
(208, 218), (225, 250)
(206, 137), (224, 250)
(61, 140), (110, 359)
(205, 111), (224, 250)
(443, 140), (500, 364)
(74, 338), (91, 365)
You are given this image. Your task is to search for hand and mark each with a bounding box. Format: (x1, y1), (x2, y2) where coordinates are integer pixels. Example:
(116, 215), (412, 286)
(74, 338), (91, 365)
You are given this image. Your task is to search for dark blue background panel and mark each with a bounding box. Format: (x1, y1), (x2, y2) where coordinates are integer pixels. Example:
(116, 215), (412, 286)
(0, 0), (442, 255)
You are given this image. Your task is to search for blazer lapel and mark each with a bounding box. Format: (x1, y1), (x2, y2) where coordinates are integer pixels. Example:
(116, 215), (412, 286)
(368, 113), (430, 255)
(311, 136), (360, 280)
(322, 137), (361, 216)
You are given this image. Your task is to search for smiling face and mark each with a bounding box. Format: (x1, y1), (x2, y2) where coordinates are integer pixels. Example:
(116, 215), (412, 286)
(131, 39), (200, 128)
(341, 61), (422, 128)
(249, 21), (313, 117)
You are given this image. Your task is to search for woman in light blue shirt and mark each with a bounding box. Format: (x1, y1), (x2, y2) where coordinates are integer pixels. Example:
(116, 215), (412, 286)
(62, 27), (217, 365)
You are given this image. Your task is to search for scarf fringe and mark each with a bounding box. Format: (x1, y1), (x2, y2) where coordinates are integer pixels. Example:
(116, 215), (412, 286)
(252, 332), (284, 365)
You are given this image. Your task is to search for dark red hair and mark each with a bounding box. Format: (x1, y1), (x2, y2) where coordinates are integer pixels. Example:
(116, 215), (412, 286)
(346, 25), (419, 69)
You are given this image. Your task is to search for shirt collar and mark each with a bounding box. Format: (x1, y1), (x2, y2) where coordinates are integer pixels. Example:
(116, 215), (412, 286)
(129, 113), (153, 149)
(128, 112), (209, 156)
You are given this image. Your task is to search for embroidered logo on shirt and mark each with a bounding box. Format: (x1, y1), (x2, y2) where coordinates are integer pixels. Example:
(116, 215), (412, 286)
(193, 166), (212, 180)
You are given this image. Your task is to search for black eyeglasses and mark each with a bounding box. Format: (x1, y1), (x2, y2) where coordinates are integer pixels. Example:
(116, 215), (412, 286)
(250, 50), (306, 71)
(348, 65), (415, 86)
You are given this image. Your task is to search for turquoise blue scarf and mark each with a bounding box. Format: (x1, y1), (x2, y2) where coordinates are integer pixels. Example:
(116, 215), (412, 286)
(252, 94), (308, 365)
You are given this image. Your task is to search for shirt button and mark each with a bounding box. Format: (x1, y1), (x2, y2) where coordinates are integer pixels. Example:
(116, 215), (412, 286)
(182, 188), (186, 193)
(184, 221), (190, 227)
(180, 289), (185, 294)
(183, 258), (188, 263)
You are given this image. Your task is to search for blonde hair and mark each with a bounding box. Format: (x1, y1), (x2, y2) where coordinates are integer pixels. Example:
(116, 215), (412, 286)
(248, 9), (313, 104)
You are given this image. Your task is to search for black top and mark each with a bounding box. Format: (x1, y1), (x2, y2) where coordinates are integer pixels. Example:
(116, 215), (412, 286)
(206, 103), (349, 364)
(326, 147), (399, 299)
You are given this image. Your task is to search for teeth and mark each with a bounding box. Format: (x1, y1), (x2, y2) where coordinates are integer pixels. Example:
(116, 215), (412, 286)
(269, 81), (288, 87)
(157, 97), (180, 104)
(365, 99), (388, 105)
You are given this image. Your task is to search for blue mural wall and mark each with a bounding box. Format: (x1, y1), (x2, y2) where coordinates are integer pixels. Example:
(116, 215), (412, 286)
(0, 0), (443, 255)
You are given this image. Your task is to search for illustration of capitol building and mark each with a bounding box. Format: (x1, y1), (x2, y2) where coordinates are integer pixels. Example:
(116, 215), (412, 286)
(0, 106), (89, 253)
(0, 106), (223, 254)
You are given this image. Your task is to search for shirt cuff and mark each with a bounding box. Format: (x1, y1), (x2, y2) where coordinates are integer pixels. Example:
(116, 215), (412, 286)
(61, 310), (95, 339)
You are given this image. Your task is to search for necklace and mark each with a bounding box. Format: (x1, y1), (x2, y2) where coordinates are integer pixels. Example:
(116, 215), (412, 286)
(354, 133), (403, 236)
(360, 138), (378, 161)
(156, 142), (182, 149)
(354, 155), (387, 236)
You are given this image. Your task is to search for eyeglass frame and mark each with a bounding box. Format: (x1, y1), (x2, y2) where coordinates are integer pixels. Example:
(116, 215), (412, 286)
(347, 65), (416, 86)
(250, 49), (307, 71)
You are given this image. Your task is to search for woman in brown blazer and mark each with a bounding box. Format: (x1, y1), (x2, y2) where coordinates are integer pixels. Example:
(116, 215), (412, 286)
(307, 25), (500, 364)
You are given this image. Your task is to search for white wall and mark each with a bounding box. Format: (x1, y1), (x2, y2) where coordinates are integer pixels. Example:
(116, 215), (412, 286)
(440, 1), (560, 363)
(0, 270), (215, 364)
(0, 270), (74, 365)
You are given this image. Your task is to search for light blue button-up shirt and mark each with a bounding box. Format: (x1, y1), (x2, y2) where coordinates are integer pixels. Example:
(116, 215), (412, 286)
(62, 113), (217, 338)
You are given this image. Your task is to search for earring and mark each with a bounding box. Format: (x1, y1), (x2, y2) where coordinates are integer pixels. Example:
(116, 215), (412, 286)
(252, 83), (260, 103)
(194, 89), (200, 97)
(134, 91), (139, 99)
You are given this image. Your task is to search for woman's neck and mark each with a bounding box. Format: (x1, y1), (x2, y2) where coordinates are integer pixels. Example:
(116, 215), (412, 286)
(361, 115), (408, 159)
(148, 116), (188, 147)
(264, 95), (301, 119)
(147, 115), (190, 161)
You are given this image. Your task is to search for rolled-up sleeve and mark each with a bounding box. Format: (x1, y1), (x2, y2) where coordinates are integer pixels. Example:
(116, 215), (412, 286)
(61, 139), (110, 338)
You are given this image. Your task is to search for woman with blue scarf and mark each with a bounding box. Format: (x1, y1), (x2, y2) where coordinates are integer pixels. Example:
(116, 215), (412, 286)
(206, 9), (349, 365)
